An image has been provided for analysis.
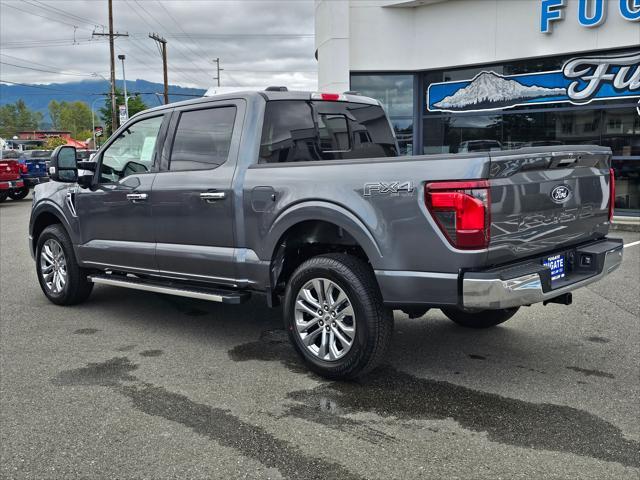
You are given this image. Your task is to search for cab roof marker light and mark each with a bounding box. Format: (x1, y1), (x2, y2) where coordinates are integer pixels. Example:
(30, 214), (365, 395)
(311, 92), (346, 102)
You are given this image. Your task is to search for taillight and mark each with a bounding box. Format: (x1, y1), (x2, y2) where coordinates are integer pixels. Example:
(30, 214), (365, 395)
(609, 167), (615, 222)
(425, 180), (491, 250)
(19, 164), (28, 174)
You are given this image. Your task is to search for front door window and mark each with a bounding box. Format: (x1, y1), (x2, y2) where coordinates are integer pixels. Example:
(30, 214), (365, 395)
(99, 116), (164, 183)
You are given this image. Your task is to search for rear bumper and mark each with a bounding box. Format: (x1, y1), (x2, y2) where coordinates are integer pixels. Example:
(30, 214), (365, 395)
(23, 176), (49, 187)
(0, 179), (24, 190)
(462, 238), (623, 310)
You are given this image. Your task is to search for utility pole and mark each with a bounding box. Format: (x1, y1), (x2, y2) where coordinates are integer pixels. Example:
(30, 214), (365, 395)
(92, 0), (128, 133)
(212, 58), (223, 87)
(149, 33), (169, 104)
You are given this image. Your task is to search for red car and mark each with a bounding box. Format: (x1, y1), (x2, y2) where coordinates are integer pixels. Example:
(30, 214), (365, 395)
(0, 159), (25, 203)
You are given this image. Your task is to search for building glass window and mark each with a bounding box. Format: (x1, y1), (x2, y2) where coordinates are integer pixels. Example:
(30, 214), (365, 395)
(350, 74), (414, 155)
(421, 48), (639, 215)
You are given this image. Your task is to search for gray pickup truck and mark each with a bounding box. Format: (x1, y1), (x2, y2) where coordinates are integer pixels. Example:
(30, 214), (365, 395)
(30, 89), (623, 378)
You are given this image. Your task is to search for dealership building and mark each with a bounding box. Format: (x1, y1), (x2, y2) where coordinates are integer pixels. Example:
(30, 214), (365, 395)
(315, 0), (640, 215)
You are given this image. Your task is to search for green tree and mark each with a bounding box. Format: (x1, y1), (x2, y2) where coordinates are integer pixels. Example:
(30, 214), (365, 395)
(43, 137), (67, 150)
(48, 100), (62, 129)
(76, 129), (94, 141)
(99, 89), (148, 136)
(47, 100), (93, 138)
(0, 100), (43, 137)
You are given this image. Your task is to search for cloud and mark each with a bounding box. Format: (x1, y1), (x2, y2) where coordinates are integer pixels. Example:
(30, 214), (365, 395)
(0, 0), (317, 90)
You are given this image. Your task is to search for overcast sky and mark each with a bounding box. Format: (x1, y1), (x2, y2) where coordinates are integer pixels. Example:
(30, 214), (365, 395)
(0, 0), (317, 90)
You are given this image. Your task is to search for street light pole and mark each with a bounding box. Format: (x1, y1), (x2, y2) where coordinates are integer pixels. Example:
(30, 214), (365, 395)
(118, 54), (129, 118)
(91, 96), (104, 149)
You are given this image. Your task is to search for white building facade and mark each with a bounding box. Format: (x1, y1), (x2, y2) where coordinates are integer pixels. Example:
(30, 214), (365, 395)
(315, 0), (640, 214)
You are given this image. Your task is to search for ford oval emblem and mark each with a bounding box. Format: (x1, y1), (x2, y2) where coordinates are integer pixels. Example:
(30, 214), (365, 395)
(551, 184), (572, 204)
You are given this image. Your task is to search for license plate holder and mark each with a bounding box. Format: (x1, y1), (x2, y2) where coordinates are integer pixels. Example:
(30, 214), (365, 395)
(543, 254), (565, 283)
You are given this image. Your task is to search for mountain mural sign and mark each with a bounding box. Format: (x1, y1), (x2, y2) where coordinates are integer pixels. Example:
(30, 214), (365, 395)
(427, 51), (640, 113)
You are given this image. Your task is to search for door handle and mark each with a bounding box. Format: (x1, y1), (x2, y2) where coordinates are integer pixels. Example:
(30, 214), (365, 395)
(200, 191), (226, 202)
(126, 193), (148, 202)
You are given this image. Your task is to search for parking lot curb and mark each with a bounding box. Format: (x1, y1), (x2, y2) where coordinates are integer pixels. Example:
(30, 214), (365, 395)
(611, 216), (640, 232)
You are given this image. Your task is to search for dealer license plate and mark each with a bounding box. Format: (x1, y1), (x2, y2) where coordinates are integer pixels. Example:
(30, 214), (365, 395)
(543, 254), (565, 282)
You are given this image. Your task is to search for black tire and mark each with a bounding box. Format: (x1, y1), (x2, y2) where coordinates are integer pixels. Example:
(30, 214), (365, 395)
(0, 191), (8, 203)
(284, 253), (393, 380)
(36, 224), (93, 305)
(441, 306), (519, 329)
(9, 187), (29, 200)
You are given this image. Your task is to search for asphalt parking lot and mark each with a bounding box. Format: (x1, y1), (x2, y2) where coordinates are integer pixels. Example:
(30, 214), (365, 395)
(1, 196), (639, 479)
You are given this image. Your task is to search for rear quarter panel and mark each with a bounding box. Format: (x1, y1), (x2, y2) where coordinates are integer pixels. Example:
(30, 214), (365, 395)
(241, 154), (492, 275)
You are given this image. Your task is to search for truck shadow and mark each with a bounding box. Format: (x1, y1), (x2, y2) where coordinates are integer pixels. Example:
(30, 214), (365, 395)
(85, 285), (589, 375)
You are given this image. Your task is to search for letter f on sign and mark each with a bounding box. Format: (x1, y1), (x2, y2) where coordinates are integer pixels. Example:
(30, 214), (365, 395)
(541, 0), (566, 33)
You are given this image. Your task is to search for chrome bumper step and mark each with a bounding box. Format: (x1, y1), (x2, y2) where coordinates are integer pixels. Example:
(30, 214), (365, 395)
(88, 274), (250, 304)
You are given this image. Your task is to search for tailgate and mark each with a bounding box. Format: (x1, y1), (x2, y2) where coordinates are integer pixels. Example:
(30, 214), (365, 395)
(487, 146), (612, 265)
(0, 160), (20, 181)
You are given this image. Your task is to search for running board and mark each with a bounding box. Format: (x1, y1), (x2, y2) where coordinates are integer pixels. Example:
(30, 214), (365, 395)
(88, 274), (250, 304)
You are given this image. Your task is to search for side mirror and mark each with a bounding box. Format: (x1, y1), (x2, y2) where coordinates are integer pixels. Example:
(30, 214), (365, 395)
(49, 146), (78, 183)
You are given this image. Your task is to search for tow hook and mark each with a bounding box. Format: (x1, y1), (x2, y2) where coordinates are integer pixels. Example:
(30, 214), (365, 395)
(543, 293), (572, 306)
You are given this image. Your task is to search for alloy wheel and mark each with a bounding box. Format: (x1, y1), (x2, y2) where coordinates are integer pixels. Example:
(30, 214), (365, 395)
(294, 278), (356, 361)
(40, 239), (67, 294)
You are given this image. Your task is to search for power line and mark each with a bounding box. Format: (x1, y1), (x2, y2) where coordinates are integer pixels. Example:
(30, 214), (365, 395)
(0, 61), (97, 77)
(25, 0), (105, 27)
(129, 33), (315, 39)
(155, 1), (213, 66)
(0, 1), (86, 29)
(0, 53), (108, 77)
(125, 33), (203, 87)
(0, 79), (92, 94)
(131, 0), (212, 83)
(123, 0), (205, 86)
(0, 40), (108, 49)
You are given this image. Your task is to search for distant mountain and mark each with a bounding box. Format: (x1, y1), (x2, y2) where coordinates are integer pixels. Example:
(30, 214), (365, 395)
(434, 72), (565, 110)
(0, 79), (206, 122)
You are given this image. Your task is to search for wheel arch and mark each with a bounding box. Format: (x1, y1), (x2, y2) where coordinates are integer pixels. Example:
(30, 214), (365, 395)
(264, 201), (384, 296)
(30, 203), (72, 254)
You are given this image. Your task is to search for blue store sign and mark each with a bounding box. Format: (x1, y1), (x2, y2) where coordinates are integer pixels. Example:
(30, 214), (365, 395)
(427, 51), (640, 113)
(541, 0), (640, 33)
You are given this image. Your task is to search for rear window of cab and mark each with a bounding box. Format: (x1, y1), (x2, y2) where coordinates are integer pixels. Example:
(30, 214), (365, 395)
(259, 100), (398, 163)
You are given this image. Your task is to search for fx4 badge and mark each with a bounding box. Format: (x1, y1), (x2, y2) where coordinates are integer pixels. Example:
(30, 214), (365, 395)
(363, 181), (414, 197)
(550, 184), (572, 204)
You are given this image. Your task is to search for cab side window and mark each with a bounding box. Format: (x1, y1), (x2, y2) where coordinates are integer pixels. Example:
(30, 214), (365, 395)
(169, 106), (237, 171)
(99, 116), (164, 183)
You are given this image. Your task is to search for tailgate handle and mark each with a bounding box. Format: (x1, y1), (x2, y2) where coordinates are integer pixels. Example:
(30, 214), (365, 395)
(554, 157), (579, 168)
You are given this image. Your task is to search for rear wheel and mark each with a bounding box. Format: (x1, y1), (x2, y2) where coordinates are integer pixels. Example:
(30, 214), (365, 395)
(9, 187), (29, 200)
(284, 253), (393, 379)
(0, 191), (8, 203)
(36, 224), (93, 305)
(441, 306), (519, 329)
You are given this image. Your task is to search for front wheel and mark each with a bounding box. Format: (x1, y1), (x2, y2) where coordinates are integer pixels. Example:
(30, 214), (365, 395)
(36, 224), (93, 305)
(441, 306), (519, 329)
(284, 254), (393, 380)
